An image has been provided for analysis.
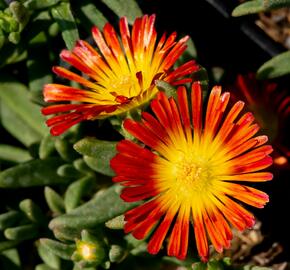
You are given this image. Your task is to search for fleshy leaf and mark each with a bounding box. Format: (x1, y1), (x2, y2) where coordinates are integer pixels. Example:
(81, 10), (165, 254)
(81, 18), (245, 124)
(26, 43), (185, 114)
(37, 239), (61, 269)
(39, 134), (56, 160)
(0, 211), (23, 230)
(44, 187), (65, 215)
(100, 0), (142, 24)
(155, 80), (177, 99)
(64, 175), (95, 212)
(4, 224), (38, 241)
(49, 185), (139, 238)
(105, 215), (124, 230)
(257, 51), (290, 79)
(39, 238), (75, 260)
(55, 138), (79, 162)
(0, 240), (20, 252)
(51, 2), (79, 50)
(9, 1), (30, 26)
(19, 199), (47, 225)
(232, 0), (290, 16)
(73, 158), (93, 174)
(108, 245), (126, 263)
(24, 0), (61, 10)
(0, 77), (47, 137)
(0, 145), (31, 163)
(74, 138), (117, 176)
(0, 249), (21, 270)
(76, 0), (107, 31)
(0, 158), (71, 188)
(0, 43), (27, 67)
(35, 264), (57, 270)
(0, 102), (42, 146)
(27, 52), (52, 105)
(57, 164), (84, 178)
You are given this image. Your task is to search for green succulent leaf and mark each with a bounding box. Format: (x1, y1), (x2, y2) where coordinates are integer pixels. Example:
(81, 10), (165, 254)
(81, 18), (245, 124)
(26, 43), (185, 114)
(8, 31), (20, 44)
(37, 240), (61, 269)
(39, 238), (75, 260)
(52, 225), (81, 242)
(100, 0), (142, 24)
(155, 80), (177, 99)
(0, 158), (71, 188)
(49, 185), (139, 238)
(83, 156), (115, 177)
(0, 76), (47, 138)
(0, 42), (27, 67)
(0, 11), (19, 33)
(73, 158), (93, 174)
(55, 138), (79, 162)
(76, 0), (107, 31)
(35, 264), (57, 270)
(74, 138), (117, 176)
(4, 224), (38, 241)
(0, 248), (21, 270)
(0, 240), (20, 252)
(257, 50), (290, 79)
(9, 1), (30, 27)
(232, 0), (290, 16)
(39, 134), (56, 160)
(26, 10), (54, 44)
(64, 175), (95, 212)
(0, 102), (42, 146)
(108, 244), (126, 263)
(105, 214), (124, 230)
(0, 144), (31, 163)
(26, 53), (52, 105)
(24, 0), (61, 10)
(44, 187), (65, 215)
(57, 164), (84, 178)
(19, 199), (47, 225)
(0, 211), (23, 230)
(51, 2), (79, 50)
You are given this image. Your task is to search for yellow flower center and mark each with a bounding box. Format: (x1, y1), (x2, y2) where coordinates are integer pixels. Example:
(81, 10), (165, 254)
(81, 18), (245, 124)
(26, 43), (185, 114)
(110, 75), (137, 98)
(174, 155), (215, 197)
(178, 162), (203, 185)
(156, 140), (229, 209)
(77, 242), (97, 261)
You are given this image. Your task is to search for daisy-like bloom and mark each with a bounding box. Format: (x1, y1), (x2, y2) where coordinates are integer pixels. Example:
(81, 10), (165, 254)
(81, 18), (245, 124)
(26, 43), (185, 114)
(110, 82), (273, 261)
(41, 14), (199, 136)
(234, 74), (290, 167)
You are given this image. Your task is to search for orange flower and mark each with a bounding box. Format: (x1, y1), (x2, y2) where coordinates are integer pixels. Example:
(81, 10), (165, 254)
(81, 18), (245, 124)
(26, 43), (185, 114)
(42, 14), (199, 136)
(110, 82), (273, 261)
(234, 74), (290, 167)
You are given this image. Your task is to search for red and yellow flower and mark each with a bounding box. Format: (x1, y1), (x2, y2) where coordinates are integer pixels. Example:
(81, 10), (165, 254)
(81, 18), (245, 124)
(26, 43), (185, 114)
(234, 74), (290, 167)
(110, 82), (273, 261)
(41, 14), (198, 136)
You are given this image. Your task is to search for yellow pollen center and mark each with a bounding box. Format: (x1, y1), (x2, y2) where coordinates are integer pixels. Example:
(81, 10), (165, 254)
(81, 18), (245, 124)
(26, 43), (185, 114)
(179, 163), (202, 183)
(78, 243), (96, 260)
(156, 140), (230, 209)
(163, 150), (221, 203)
(176, 159), (212, 192)
(109, 75), (138, 98)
